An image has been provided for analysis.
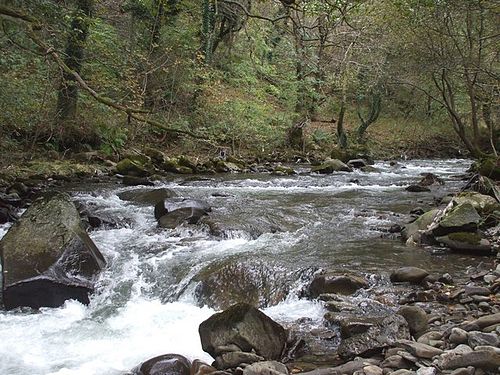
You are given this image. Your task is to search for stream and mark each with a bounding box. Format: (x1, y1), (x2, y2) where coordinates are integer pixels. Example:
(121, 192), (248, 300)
(0, 159), (484, 375)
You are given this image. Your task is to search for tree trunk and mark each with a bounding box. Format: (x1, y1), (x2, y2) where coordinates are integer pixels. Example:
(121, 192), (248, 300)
(144, 0), (164, 109)
(55, 0), (92, 123)
(356, 92), (381, 142)
(337, 103), (347, 149)
(201, 0), (216, 64)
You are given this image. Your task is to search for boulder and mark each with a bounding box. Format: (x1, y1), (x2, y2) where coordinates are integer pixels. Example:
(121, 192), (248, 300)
(308, 273), (368, 297)
(453, 192), (500, 215)
(272, 165), (296, 176)
(215, 160), (242, 173)
(155, 198), (211, 229)
(198, 303), (287, 361)
(398, 306), (429, 336)
(311, 159), (352, 174)
(418, 173), (444, 186)
(178, 155), (198, 172)
(0, 192), (106, 310)
(118, 188), (178, 205)
(122, 176), (154, 186)
(467, 331), (500, 348)
(438, 349), (500, 370)
(193, 259), (292, 309)
(214, 351), (264, 369)
(133, 354), (191, 375)
(396, 340), (443, 359)
(190, 360), (216, 375)
(143, 147), (166, 165)
(477, 157), (500, 181)
(430, 203), (481, 237)
(337, 314), (410, 359)
(116, 158), (151, 177)
(390, 267), (429, 284)
(402, 209), (439, 242)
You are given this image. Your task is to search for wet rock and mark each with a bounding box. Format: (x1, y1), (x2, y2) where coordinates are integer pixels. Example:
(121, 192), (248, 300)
(415, 367), (436, 375)
(430, 203), (481, 237)
(405, 185), (431, 193)
(199, 303), (287, 361)
(178, 155), (198, 172)
(214, 352), (264, 369)
(396, 340), (443, 359)
(418, 173), (444, 187)
(337, 314), (410, 359)
(143, 147), (166, 165)
(449, 328), (469, 345)
(467, 331), (499, 348)
(390, 267), (429, 284)
(398, 306), (429, 336)
(360, 166), (380, 173)
(193, 259), (294, 309)
(0, 192), (106, 310)
(0, 200), (18, 223)
(347, 159), (367, 169)
(118, 188), (178, 205)
(308, 273), (368, 297)
(298, 358), (380, 375)
(215, 160), (242, 173)
(272, 165), (296, 176)
(242, 361), (288, 375)
(122, 176), (154, 186)
(133, 354), (191, 375)
(155, 198), (211, 228)
(438, 349), (500, 370)
(311, 159), (352, 174)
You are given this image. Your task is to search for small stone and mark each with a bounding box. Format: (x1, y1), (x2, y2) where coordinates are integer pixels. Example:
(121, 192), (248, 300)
(449, 328), (469, 345)
(363, 365), (383, 375)
(397, 340), (444, 359)
(464, 286), (491, 296)
(398, 306), (429, 336)
(439, 273), (454, 285)
(448, 367), (474, 375)
(418, 331), (443, 345)
(390, 267), (429, 284)
(215, 352), (264, 369)
(242, 361), (288, 375)
(381, 355), (411, 369)
(416, 367), (436, 375)
(467, 331), (500, 348)
(388, 370), (415, 375)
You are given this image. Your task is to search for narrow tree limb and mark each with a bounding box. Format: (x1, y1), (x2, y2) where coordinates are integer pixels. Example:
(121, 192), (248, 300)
(0, 5), (205, 140)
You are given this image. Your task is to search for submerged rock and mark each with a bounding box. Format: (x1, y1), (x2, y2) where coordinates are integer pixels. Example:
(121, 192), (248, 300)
(155, 198), (211, 229)
(118, 188), (178, 205)
(0, 192), (106, 310)
(193, 259), (295, 309)
(199, 303), (287, 362)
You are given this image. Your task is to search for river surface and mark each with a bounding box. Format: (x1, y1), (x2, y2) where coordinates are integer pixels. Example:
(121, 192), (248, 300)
(0, 159), (482, 375)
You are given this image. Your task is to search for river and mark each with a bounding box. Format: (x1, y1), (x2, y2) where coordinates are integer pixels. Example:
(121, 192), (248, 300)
(0, 159), (482, 375)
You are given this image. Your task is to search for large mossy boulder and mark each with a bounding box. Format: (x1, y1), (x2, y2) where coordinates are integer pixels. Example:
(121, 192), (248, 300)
(199, 303), (287, 361)
(308, 272), (368, 297)
(311, 158), (352, 174)
(435, 232), (492, 254)
(452, 192), (500, 215)
(430, 202), (481, 237)
(402, 209), (439, 242)
(0, 192), (106, 310)
(116, 158), (151, 177)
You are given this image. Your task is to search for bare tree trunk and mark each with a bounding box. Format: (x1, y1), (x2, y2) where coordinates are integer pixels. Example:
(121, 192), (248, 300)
(144, 0), (164, 109)
(337, 102), (347, 149)
(55, 0), (92, 123)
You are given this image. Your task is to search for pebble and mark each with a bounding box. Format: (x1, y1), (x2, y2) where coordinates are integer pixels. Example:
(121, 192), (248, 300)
(449, 328), (468, 344)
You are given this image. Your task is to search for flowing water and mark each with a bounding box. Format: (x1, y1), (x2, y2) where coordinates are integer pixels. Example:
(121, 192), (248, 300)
(0, 159), (483, 375)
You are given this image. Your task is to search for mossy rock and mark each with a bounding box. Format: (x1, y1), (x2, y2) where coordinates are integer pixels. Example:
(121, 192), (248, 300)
(436, 232), (492, 253)
(478, 158), (500, 181)
(402, 209), (439, 241)
(178, 155), (198, 172)
(272, 165), (296, 175)
(116, 158), (150, 177)
(215, 160), (242, 173)
(453, 192), (500, 215)
(433, 203), (481, 236)
(311, 158), (352, 174)
(143, 147), (166, 165)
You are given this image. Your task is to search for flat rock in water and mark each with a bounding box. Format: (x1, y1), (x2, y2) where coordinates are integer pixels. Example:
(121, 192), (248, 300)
(118, 188), (177, 204)
(390, 267), (429, 284)
(431, 203), (481, 237)
(0, 192), (106, 310)
(406, 185), (431, 192)
(308, 273), (368, 297)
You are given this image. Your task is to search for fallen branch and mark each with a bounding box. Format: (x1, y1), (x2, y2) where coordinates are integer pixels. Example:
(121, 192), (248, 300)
(0, 5), (205, 140)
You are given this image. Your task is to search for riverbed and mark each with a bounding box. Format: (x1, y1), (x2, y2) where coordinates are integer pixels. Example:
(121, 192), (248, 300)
(0, 159), (483, 375)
